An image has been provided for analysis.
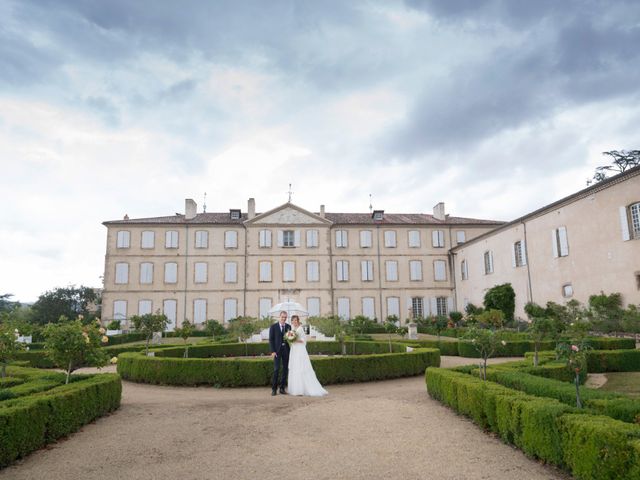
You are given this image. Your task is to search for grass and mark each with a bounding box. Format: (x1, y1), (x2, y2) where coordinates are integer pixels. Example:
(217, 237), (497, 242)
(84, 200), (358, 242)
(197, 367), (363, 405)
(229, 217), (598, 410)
(600, 372), (640, 397)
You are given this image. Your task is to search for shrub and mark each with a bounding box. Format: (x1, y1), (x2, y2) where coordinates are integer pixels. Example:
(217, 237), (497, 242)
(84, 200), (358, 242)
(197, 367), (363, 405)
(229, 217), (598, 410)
(483, 283), (515, 321)
(586, 349), (640, 373)
(104, 332), (147, 345)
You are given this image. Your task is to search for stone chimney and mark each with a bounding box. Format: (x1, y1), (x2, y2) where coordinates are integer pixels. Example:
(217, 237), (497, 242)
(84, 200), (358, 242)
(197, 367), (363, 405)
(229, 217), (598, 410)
(248, 198), (256, 219)
(433, 202), (445, 221)
(185, 199), (197, 220)
(319, 205), (325, 218)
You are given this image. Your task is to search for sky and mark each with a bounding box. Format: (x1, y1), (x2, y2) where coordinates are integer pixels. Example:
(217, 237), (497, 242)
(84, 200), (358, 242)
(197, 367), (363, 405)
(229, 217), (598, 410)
(1, 0), (639, 303)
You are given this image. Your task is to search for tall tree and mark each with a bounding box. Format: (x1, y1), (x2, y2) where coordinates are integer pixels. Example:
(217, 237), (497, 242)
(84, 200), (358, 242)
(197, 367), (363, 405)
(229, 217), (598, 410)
(593, 150), (640, 182)
(30, 286), (100, 325)
(0, 294), (20, 314)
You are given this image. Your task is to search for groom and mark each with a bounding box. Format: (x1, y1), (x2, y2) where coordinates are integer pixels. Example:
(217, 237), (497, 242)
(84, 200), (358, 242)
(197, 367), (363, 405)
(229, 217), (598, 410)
(269, 311), (291, 396)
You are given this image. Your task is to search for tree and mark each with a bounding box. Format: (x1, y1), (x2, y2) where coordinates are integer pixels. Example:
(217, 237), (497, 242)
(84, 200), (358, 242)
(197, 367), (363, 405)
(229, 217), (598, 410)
(587, 292), (624, 334)
(622, 305), (640, 337)
(483, 283), (515, 322)
(0, 294), (20, 314)
(384, 316), (400, 353)
(476, 309), (505, 330)
(430, 315), (449, 340)
(557, 342), (590, 408)
(30, 286), (100, 325)
(528, 317), (556, 367)
(227, 317), (266, 355)
(174, 320), (193, 358)
(309, 316), (348, 355)
(43, 317), (109, 384)
(592, 150), (640, 182)
(463, 326), (506, 380)
(204, 319), (227, 340)
(0, 324), (26, 378)
(130, 312), (170, 355)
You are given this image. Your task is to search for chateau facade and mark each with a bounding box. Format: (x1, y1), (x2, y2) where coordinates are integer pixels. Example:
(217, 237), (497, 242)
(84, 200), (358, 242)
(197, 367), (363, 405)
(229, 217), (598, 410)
(101, 200), (502, 329)
(452, 166), (640, 318)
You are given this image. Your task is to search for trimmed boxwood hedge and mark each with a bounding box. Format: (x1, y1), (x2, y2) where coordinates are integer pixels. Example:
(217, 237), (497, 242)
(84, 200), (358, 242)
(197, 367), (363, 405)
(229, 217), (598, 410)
(425, 368), (640, 479)
(0, 370), (121, 467)
(117, 343), (440, 387)
(587, 349), (640, 373)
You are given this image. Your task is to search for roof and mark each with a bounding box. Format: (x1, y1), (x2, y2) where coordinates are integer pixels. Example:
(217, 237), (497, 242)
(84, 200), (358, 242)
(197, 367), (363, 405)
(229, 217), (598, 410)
(103, 209), (504, 227)
(451, 164), (640, 251)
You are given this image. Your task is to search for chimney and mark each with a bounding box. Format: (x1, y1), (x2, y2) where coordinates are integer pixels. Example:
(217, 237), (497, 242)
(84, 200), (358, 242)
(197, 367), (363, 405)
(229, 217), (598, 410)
(185, 199), (197, 220)
(319, 205), (325, 218)
(248, 198), (256, 219)
(433, 202), (445, 221)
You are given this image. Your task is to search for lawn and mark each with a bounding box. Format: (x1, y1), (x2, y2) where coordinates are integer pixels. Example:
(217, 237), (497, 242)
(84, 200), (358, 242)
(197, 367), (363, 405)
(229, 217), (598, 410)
(600, 372), (640, 397)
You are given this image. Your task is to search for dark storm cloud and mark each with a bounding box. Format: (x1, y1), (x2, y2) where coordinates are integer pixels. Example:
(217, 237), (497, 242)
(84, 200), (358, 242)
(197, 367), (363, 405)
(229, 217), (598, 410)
(387, 0), (640, 159)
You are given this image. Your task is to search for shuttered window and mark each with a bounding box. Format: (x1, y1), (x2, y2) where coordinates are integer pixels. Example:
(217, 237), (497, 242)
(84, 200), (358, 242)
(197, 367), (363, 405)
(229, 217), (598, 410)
(361, 260), (374, 281)
(116, 231), (130, 248)
(259, 229), (272, 248)
(259, 261), (272, 282)
(259, 298), (272, 319)
(223, 298), (237, 322)
(552, 227), (569, 257)
(283, 261), (295, 282)
(306, 230), (319, 247)
(337, 298), (350, 320)
(386, 297), (400, 318)
(434, 260), (447, 281)
(362, 298), (375, 319)
(195, 230), (208, 248)
(306, 261), (319, 282)
(193, 299), (207, 324)
(336, 260), (349, 282)
(409, 260), (422, 281)
(165, 230), (178, 248)
(456, 231), (466, 244)
(484, 251), (494, 274)
(194, 262), (207, 283)
(384, 230), (397, 248)
(140, 262), (153, 284)
(115, 263), (129, 284)
(113, 300), (127, 320)
(164, 263), (177, 283)
(163, 299), (177, 330)
(335, 230), (348, 248)
(141, 231), (155, 249)
(461, 260), (468, 281)
(138, 300), (152, 316)
(360, 230), (372, 248)
(224, 262), (237, 283)
(224, 231), (238, 248)
(307, 297), (320, 317)
(385, 261), (398, 281)
(432, 230), (445, 248)
(408, 230), (420, 248)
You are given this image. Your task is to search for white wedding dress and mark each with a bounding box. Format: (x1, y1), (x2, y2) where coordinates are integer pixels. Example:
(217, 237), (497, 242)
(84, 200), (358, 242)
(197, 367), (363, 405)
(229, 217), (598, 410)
(288, 326), (328, 397)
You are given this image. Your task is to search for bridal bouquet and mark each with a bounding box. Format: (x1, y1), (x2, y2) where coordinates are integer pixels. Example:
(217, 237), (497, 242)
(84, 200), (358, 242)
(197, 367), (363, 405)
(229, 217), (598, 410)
(284, 330), (297, 345)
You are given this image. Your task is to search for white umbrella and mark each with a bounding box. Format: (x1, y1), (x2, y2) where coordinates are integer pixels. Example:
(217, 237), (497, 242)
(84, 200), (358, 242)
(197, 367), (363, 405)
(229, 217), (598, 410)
(268, 301), (309, 318)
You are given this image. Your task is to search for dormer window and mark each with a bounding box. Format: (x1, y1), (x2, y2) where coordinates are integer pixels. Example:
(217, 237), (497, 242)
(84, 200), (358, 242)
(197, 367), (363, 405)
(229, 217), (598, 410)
(372, 210), (384, 220)
(230, 209), (241, 220)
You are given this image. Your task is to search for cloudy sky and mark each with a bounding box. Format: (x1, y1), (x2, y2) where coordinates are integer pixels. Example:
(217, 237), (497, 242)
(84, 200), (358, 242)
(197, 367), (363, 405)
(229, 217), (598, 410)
(2, 0), (639, 302)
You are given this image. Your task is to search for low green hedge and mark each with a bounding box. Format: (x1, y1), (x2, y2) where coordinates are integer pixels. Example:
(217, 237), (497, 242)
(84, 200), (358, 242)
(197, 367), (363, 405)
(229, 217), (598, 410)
(0, 371), (121, 467)
(587, 349), (640, 373)
(118, 345), (440, 387)
(398, 340), (459, 356)
(104, 332), (148, 345)
(425, 368), (640, 479)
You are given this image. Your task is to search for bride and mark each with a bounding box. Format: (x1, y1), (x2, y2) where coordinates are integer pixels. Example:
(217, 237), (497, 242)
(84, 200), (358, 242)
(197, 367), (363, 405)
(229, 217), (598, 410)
(287, 315), (328, 397)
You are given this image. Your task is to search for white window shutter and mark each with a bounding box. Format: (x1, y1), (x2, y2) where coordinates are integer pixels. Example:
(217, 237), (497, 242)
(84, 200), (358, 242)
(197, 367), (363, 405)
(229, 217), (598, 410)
(511, 243), (517, 268)
(558, 227), (569, 256)
(294, 230), (301, 247)
(277, 230), (284, 247)
(447, 297), (454, 313)
(431, 231), (438, 247)
(552, 230), (559, 258)
(522, 240), (527, 266)
(406, 297), (412, 316)
(620, 206), (631, 241)
(489, 251), (494, 273)
(430, 298), (438, 316)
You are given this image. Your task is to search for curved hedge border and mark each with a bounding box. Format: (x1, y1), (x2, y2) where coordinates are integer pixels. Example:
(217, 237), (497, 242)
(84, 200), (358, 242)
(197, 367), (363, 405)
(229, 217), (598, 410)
(0, 372), (122, 467)
(426, 368), (640, 479)
(117, 342), (440, 387)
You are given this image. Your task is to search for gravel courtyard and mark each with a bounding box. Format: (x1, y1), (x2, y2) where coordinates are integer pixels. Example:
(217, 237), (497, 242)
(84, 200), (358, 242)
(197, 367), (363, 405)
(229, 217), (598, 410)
(1, 357), (570, 480)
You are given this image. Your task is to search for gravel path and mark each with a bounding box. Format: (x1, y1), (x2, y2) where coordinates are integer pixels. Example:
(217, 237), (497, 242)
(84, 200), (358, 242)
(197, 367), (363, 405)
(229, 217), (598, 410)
(1, 357), (570, 480)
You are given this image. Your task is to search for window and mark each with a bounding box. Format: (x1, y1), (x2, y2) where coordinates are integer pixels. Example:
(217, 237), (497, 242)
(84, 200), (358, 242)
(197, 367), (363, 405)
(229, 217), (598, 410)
(411, 297), (424, 319)
(386, 297), (400, 318)
(116, 231), (130, 248)
(456, 231), (466, 244)
(513, 240), (527, 267)
(335, 230), (348, 248)
(164, 263), (177, 283)
(163, 299), (177, 330)
(306, 229), (319, 248)
(224, 231), (238, 249)
(113, 300), (127, 320)
(436, 297), (448, 316)
(360, 230), (372, 248)
(193, 299), (207, 324)
(562, 284), (574, 298)
(337, 298), (350, 320)
(259, 298), (272, 319)
(283, 230), (295, 247)
(230, 209), (241, 220)
(385, 261), (398, 281)
(434, 260), (447, 281)
(306, 261), (319, 282)
(223, 298), (237, 322)
(408, 230), (420, 248)
(141, 231), (155, 249)
(621, 203), (640, 241)
(259, 229), (272, 248)
(484, 251), (494, 274)
(373, 210), (384, 220)
(384, 230), (397, 248)
(194, 262), (207, 283)
(115, 263), (129, 284)
(361, 260), (374, 281)
(283, 261), (295, 282)
(631, 203), (640, 239)
(362, 297), (375, 319)
(461, 260), (468, 281)
(259, 261), (272, 282)
(307, 297), (320, 317)
(432, 230), (445, 248)
(336, 260), (349, 282)
(552, 227), (569, 257)
(409, 260), (423, 281)
(636, 272), (640, 290)
(224, 262), (237, 283)
(138, 300), (152, 316)
(165, 230), (178, 248)
(140, 262), (153, 284)
(195, 230), (208, 249)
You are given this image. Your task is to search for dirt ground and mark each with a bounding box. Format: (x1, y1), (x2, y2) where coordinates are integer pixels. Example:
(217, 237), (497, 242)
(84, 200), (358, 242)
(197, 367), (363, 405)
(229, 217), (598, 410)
(1, 357), (570, 480)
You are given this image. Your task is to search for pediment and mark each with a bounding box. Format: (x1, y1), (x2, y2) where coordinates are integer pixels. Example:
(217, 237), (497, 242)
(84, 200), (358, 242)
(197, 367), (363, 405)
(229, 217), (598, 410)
(247, 203), (331, 225)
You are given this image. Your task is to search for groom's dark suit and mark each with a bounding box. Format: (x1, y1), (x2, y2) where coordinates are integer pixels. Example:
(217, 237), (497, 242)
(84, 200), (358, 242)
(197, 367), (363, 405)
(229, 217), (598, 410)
(269, 321), (291, 392)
